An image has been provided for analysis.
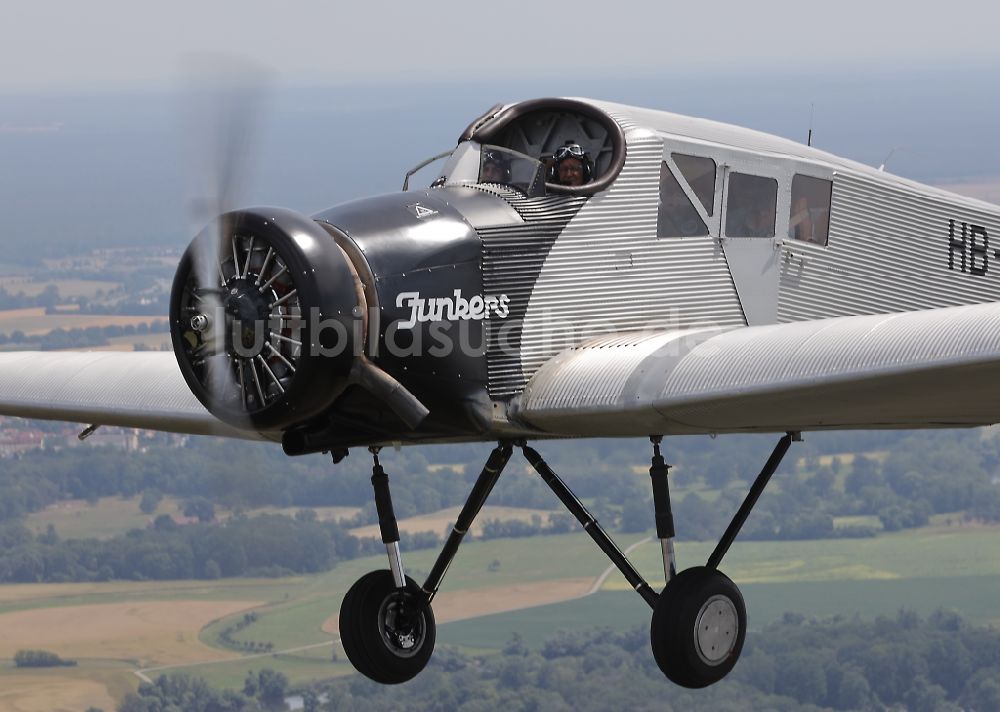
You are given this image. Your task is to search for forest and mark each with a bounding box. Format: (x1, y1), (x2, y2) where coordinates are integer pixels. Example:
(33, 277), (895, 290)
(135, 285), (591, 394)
(1, 428), (999, 583)
(109, 610), (1000, 712)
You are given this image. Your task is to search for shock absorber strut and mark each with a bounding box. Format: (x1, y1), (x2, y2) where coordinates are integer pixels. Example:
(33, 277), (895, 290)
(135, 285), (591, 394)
(369, 446), (405, 589)
(649, 436), (676, 584)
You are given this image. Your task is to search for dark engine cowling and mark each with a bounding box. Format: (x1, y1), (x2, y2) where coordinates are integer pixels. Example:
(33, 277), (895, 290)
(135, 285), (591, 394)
(170, 207), (361, 431)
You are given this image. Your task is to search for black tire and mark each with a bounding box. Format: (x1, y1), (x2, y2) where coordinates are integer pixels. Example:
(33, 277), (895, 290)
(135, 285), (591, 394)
(650, 566), (746, 688)
(339, 570), (435, 684)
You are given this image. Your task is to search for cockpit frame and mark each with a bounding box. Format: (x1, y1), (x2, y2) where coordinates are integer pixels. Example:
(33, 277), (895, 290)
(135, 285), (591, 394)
(461, 98), (627, 196)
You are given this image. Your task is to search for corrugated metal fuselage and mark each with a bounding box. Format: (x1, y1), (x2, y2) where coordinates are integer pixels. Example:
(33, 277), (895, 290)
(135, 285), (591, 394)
(779, 171), (1000, 320)
(481, 109), (1000, 401)
(307, 98), (1000, 443)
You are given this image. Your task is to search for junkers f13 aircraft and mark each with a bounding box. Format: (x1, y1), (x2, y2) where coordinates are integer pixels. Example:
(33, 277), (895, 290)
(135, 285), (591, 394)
(2, 96), (999, 688)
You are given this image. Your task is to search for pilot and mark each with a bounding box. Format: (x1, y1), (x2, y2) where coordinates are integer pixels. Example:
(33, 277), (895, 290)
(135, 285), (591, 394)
(481, 149), (512, 184)
(550, 142), (593, 187)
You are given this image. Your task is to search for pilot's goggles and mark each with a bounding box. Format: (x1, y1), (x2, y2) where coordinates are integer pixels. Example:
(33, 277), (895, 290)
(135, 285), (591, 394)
(554, 144), (586, 160)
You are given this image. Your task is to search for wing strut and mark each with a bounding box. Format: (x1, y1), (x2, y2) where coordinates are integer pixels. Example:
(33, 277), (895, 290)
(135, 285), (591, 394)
(421, 442), (514, 602)
(522, 443), (661, 609)
(706, 431), (798, 570)
(335, 432), (802, 689)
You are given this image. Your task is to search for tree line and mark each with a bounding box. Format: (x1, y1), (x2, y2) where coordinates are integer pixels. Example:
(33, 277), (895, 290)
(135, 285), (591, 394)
(13, 649), (76, 668)
(0, 320), (167, 350)
(100, 608), (1000, 711)
(2, 429), (999, 550)
(112, 668), (289, 712)
(0, 512), (381, 583)
(316, 609), (1000, 711)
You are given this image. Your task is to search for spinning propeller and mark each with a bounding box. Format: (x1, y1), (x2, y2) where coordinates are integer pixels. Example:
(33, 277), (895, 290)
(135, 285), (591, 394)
(169, 58), (428, 434)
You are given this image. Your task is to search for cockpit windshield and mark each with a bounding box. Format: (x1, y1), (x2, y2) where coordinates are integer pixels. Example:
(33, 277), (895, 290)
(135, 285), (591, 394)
(478, 145), (546, 197)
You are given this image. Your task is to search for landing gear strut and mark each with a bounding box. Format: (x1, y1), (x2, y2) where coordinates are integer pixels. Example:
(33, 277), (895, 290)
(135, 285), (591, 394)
(339, 434), (797, 688)
(649, 432), (797, 687)
(523, 432), (797, 688)
(339, 443), (514, 684)
(339, 447), (436, 684)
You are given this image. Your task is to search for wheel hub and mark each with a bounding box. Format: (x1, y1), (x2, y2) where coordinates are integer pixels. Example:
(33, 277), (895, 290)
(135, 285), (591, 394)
(693, 594), (739, 666)
(379, 594), (425, 658)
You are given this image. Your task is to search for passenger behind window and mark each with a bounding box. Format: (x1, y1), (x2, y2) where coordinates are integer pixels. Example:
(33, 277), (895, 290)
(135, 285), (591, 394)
(480, 149), (512, 184)
(725, 173), (777, 238)
(788, 174), (832, 246)
(658, 161), (708, 237)
(742, 207), (773, 237)
(730, 203), (774, 237)
(549, 141), (593, 186)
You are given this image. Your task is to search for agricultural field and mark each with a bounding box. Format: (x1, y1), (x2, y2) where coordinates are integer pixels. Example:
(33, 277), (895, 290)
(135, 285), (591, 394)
(0, 533), (616, 704)
(616, 525), (1000, 586)
(24, 496), (363, 540)
(237, 505), (362, 523)
(0, 600), (260, 665)
(4, 433), (1000, 710)
(349, 505), (558, 539)
(441, 525), (1000, 647)
(0, 278), (122, 300)
(0, 307), (161, 337)
(1, 520), (999, 709)
(77, 333), (172, 352)
(0, 666), (133, 712)
(0, 577), (308, 710)
(25, 496), (186, 540)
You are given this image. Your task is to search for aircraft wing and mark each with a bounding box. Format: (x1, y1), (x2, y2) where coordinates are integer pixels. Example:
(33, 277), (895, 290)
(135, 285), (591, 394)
(0, 351), (265, 439)
(512, 302), (1000, 436)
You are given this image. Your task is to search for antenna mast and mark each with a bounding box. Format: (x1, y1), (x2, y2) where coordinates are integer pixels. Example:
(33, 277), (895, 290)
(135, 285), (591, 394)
(807, 102), (814, 147)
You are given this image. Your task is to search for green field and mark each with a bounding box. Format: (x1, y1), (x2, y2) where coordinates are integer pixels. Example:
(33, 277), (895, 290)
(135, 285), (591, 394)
(441, 574), (1000, 650)
(174, 645), (354, 691)
(25, 497), (361, 540)
(25, 496), (185, 540)
(614, 526), (1000, 585)
(138, 526), (1000, 684)
(2, 516), (999, 703)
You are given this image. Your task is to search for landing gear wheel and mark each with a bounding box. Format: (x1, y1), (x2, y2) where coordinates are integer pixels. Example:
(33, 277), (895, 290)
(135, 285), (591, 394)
(339, 570), (436, 684)
(650, 566), (746, 688)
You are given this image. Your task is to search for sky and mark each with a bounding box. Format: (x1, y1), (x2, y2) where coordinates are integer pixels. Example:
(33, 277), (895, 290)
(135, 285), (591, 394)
(3, 0), (1000, 92)
(2, 1), (1000, 258)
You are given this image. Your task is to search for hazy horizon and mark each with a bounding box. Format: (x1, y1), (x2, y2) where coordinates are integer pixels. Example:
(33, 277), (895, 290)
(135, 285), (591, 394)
(2, 64), (999, 260)
(5, 0), (1000, 92)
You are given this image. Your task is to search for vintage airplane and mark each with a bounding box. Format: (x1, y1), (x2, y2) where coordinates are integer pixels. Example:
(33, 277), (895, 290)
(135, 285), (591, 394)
(1, 96), (999, 689)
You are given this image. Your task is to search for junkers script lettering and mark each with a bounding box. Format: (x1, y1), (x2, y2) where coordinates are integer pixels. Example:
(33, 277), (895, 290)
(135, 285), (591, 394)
(396, 290), (511, 329)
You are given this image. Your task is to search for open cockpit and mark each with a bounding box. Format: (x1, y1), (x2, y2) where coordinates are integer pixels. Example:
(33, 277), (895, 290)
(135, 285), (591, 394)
(422, 98), (627, 196)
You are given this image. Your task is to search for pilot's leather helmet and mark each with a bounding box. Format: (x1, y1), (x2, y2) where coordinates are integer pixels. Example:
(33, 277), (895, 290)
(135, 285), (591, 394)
(550, 141), (593, 185)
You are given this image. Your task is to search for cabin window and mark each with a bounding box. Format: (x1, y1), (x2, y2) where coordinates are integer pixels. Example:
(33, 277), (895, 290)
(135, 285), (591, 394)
(658, 162), (708, 237)
(789, 174), (832, 246)
(672, 154), (716, 216)
(725, 172), (777, 237)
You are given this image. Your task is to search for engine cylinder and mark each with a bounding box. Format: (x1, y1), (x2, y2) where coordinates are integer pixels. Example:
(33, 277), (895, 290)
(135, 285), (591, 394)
(170, 207), (360, 431)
